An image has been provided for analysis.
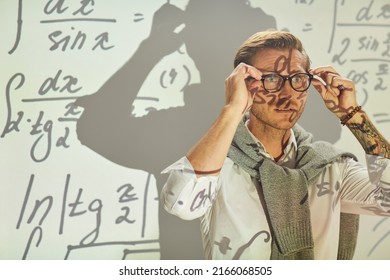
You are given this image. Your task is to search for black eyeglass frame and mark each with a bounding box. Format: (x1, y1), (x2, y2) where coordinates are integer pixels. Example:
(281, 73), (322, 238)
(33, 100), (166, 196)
(260, 72), (314, 93)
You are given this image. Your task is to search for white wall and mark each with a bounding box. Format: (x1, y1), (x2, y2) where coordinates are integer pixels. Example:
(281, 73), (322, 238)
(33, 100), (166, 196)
(1, 0), (389, 260)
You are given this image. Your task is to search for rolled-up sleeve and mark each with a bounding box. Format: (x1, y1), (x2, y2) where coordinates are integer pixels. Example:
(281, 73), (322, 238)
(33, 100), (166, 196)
(340, 154), (390, 216)
(161, 157), (219, 220)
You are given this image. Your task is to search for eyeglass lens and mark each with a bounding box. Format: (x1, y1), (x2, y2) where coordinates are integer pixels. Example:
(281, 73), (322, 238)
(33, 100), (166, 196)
(262, 73), (312, 93)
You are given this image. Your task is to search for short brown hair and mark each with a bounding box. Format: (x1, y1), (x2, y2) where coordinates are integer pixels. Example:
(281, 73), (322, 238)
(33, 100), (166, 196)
(233, 30), (311, 70)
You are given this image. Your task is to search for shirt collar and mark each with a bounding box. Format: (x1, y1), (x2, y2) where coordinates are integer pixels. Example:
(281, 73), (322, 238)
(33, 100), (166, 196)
(244, 119), (297, 162)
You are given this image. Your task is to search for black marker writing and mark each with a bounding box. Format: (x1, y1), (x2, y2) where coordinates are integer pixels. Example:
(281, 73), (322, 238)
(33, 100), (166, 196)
(1, 73), (25, 138)
(8, 0), (23, 54)
(116, 184), (139, 224)
(39, 70), (82, 95)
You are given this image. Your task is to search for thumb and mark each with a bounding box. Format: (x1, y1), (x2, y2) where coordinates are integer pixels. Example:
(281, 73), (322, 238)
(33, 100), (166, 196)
(311, 79), (327, 99)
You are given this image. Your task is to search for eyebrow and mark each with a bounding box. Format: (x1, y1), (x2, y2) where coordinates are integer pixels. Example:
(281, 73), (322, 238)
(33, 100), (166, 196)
(261, 70), (308, 75)
(253, 67), (306, 74)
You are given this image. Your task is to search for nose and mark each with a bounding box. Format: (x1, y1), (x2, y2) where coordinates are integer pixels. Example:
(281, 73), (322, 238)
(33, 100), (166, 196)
(278, 79), (295, 97)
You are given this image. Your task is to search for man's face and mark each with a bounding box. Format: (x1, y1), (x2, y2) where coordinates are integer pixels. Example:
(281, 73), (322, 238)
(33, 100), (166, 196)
(247, 48), (309, 130)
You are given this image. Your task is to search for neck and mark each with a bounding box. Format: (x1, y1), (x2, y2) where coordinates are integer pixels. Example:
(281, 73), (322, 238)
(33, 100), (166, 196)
(248, 119), (291, 161)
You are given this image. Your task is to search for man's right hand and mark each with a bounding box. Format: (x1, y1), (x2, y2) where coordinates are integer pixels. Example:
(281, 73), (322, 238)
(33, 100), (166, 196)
(224, 63), (262, 115)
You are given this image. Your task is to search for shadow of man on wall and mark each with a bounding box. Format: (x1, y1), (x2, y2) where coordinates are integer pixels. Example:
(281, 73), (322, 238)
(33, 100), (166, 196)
(75, 0), (340, 259)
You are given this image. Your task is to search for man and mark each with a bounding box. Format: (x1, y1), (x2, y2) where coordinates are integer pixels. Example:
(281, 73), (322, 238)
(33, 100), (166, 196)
(161, 30), (390, 259)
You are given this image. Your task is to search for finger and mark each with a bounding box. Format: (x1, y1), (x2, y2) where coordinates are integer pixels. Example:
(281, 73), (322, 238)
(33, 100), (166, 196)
(326, 73), (343, 96)
(311, 68), (341, 98)
(310, 71), (327, 95)
(311, 78), (327, 99)
(246, 65), (262, 81)
(236, 63), (262, 81)
(328, 76), (356, 97)
(316, 71), (338, 86)
(329, 75), (344, 96)
(311, 66), (340, 87)
(232, 64), (262, 94)
(311, 75), (339, 101)
(227, 64), (260, 93)
(327, 73), (339, 84)
(242, 86), (258, 114)
(311, 65), (339, 76)
(311, 73), (327, 86)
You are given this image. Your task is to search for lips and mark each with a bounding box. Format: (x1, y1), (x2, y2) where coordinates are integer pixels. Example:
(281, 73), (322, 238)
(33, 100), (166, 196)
(274, 108), (297, 112)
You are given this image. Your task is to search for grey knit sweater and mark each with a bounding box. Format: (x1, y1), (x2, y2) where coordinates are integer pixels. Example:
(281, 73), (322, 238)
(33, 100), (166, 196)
(228, 120), (359, 259)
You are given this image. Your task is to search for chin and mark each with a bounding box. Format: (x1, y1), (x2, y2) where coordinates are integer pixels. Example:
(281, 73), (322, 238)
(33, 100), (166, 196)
(250, 109), (301, 130)
(273, 116), (299, 129)
(273, 122), (295, 130)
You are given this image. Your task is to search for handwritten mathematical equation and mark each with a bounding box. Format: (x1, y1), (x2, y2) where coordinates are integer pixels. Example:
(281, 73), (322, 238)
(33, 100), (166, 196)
(1, 71), (82, 162)
(10, 0), (115, 54)
(5, 0), (193, 140)
(16, 173), (155, 259)
(329, 0), (390, 121)
(5, 0), (119, 162)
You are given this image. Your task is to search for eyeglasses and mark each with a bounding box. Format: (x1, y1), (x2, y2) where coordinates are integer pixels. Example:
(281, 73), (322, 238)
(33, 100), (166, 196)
(260, 72), (313, 93)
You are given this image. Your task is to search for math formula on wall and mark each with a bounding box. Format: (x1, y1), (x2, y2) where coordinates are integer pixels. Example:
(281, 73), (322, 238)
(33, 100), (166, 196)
(1, 0), (389, 260)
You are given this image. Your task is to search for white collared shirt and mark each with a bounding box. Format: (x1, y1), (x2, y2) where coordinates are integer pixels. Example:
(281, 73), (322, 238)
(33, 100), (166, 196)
(161, 128), (390, 260)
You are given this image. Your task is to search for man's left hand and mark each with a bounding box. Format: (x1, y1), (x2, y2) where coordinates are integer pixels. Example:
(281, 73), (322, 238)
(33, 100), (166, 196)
(310, 66), (359, 120)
